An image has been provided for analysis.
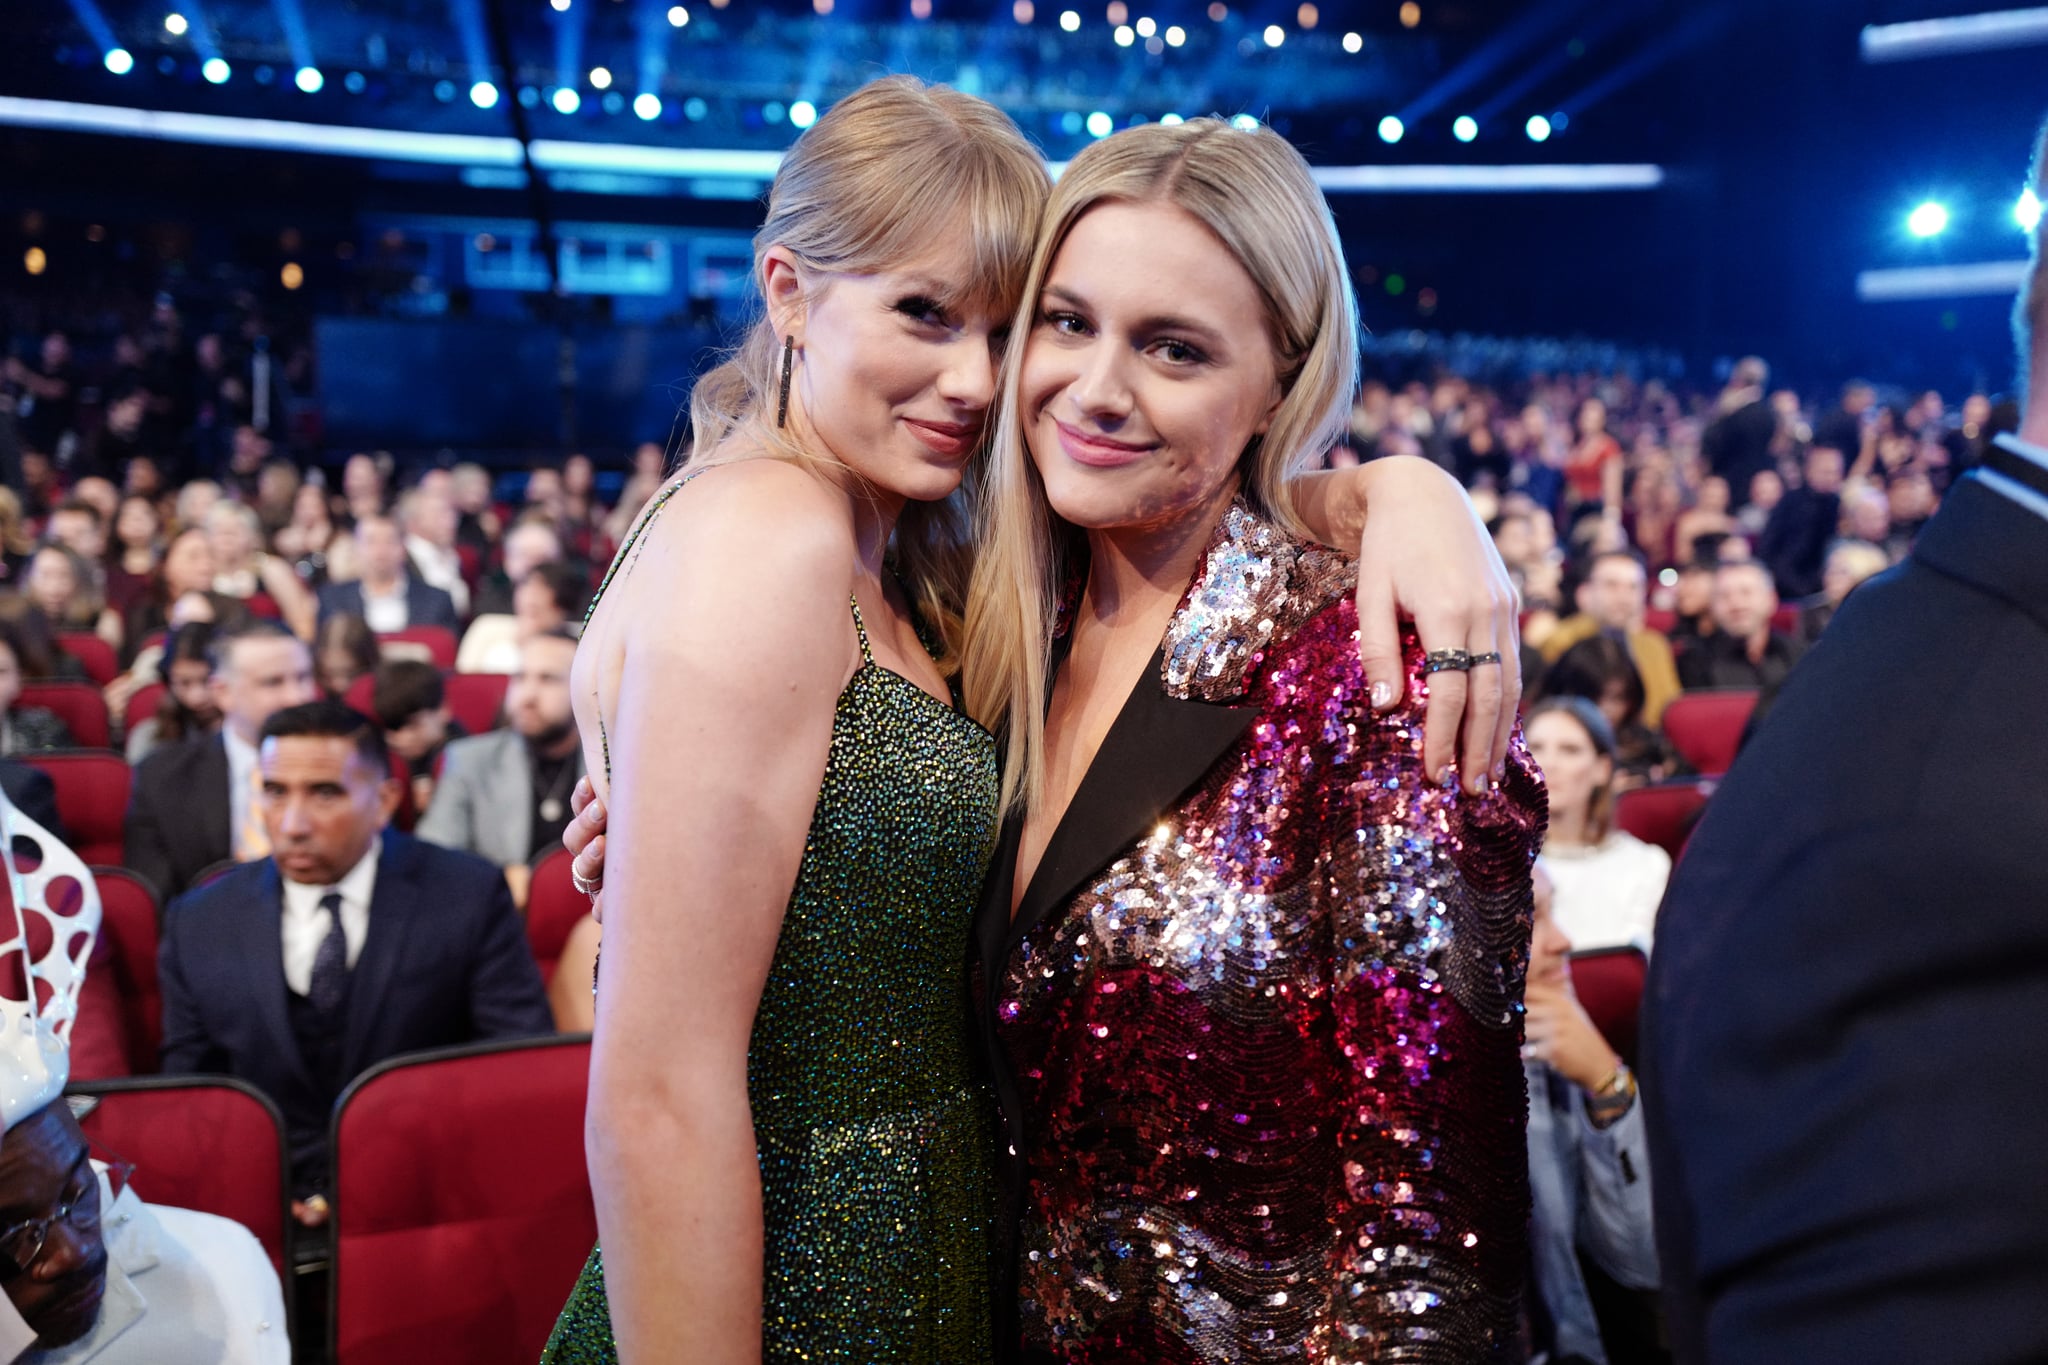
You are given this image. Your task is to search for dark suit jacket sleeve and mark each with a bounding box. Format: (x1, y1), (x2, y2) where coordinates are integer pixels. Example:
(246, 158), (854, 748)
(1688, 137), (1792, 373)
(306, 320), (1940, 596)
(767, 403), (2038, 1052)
(464, 870), (555, 1040)
(419, 584), (461, 632)
(123, 756), (177, 907)
(156, 895), (226, 1074)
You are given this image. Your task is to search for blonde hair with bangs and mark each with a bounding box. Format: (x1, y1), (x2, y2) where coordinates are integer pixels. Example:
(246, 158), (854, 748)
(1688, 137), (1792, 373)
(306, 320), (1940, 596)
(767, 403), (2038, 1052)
(963, 118), (1360, 813)
(684, 75), (1049, 664)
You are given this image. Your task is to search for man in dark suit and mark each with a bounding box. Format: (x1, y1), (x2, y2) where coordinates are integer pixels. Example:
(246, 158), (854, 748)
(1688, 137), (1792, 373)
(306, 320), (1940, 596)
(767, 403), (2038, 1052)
(1673, 559), (1804, 691)
(1644, 123), (2048, 1364)
(315, 512), (461, 634)
(157, 699), (551, 1227)
(124, 618), (317, 901)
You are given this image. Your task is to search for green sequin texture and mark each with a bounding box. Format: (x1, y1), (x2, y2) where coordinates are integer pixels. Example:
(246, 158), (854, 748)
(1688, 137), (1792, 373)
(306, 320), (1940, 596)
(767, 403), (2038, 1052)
(543, 487), (1000, 1363)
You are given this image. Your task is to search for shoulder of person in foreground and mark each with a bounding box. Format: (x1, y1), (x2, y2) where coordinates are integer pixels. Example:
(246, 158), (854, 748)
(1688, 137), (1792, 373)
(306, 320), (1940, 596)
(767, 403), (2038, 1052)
(127, 1196), (291, 1364)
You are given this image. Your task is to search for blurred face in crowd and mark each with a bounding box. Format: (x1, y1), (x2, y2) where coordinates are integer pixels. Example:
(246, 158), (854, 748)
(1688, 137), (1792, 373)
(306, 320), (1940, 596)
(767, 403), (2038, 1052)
(103, 393), (145, 441)
(632, 442), (663, 478)
(46, 508), (103, 561)
(168, 656), (219, 726)
(1805, 446), (1845, 495)
(563, 455), (595, 499)
(1712, 563), (1778, 643)
(355, 516), (408, 584)
(72, 480), (117, 523)
(1749, 469), (1783, 510)
(212, 636), (317, 745)
(161, 529), (215, 598)
(1676, 563), (1715, 621)
(1527, 708), (1611, 834)
(508, 634), (578, 751)
(1961, 394), (1991, 430)
(39, 334), (69, 371)
(1696, 475), (1730, 514)
(1020, 201), (1280, 542)
(343, 455), (383, 507)
(403, 490), (458, 550)
(26, 549), (79, 618)
(1822, 543), (1888, 607)
(0, 642), (21, 712)
(260, 734), (399, 887)
(205, 508), (256, 570)
(195, 334), (223, 370)
(1580, 556), (1647, 632)
(0, 1102), (110, 1351)
(113, 497), (158, 554)
(514, 572), (569, 636)
(124, 457), (162, 499)
(257, 462), (299, 510)
(1576, 398), (1607, 439)
(385, 705), (450, 765)
(230, 425), (271, 471)
(318, 641), (370, 699)
(289, 483), (329, 530)
(525, 469), (564, 518)
(503, 524), (562, 584)
(450, 464), (492, 514)
(1889, 470), (1936, 524)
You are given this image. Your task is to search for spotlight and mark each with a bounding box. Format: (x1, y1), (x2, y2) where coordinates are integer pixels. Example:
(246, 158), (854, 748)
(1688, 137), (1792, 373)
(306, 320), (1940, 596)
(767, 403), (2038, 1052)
(1060, 8), (1079, 29)
(1014, 0), (1034, 21)
(1114, 24), (1133, 44)
(1165, 24), (1184, 44)
(668, 3), (688, 22)
(103, 49), (134, 75)
(1341, 31), (1361, 52)
(550, 0), (570, 10)
(1453, 115), (1477, 142)
(590, 66), (612, 89)
(1296, 2), (1316, 28)
(1230, 113), (1259, 131)
(634, 92), (661, 120)
(1160, 112), (1183, 124)
(434, 80), (457, 101)
(552, 87), (581, 114)
(683, 96), (708, 119)
(2018, 187), (2042, 232)
(295, 66), (323, 93)
(1059, 110), (1082, 134)
(601, 91), (624, 114)
(24, 248), (47, 277)
(1378, 115), (1403, 144)
(1135, 15), (1154, 35)
(344, 71), (366, 93)
(1263, 24), (1284, 46)
(1525, 114), (1552, 142)
(1551, 111), (1569, 131)
(518, 86), (541, 107)
(790, 99), (817, 128)
(201, 57), (230, 83)
(164, 13), (187, 34)
(1107, 1), (1126, 21)
(1145, 33), (1163, 51)
(1399, 1), (1420, 25)
(1906, 201), (1949, 238)
(764, 100), (786, 123)
(1086, 110), (1113, 137)
(471, 80), (499, 108)
(281, 262), (304, 290)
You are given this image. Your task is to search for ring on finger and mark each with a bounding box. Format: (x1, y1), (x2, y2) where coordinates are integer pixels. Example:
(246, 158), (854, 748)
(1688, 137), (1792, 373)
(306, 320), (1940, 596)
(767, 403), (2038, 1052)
(571, 869), (603, 897)
(1423, 648), (1474, 674)
(1467, 651), (1503, 667)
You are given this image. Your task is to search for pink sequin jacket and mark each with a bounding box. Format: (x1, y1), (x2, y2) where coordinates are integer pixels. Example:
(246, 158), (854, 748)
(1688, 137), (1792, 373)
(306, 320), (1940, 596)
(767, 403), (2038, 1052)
(971, 501), (1545, 1363)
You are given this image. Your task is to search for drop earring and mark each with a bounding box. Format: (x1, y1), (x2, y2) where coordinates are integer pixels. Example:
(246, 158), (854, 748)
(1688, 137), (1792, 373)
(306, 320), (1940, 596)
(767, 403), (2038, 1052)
(776, 335), (795, 428)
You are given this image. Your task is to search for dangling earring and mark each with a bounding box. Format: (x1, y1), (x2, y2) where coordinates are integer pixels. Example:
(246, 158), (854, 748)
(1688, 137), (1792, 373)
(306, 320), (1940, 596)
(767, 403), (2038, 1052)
(776, 335), (795, 428)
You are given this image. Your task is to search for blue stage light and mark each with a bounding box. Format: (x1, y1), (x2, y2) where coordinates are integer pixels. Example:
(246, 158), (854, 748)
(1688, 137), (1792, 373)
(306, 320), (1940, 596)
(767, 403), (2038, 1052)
(344, 71), (367, 93)
(1906, 201), (1949, 237)
(790, 99), (817, 129)
(634, 92), (661, 120)
(202, 57), (230, 84)
(2018, 188), (2042, 232)
(471, 81), (499, 108)
(104, 49), (134, 75)
(434, 80), (457, 102)
(764, 100), (786, 123)
(552, 87), (581, 115)
(683, 96), (707, 120)
(1160, 112), (1183, 125)
(1453, 115), (1477, 142)
(1262, 23), (1284, 46)
(1086, 110), (1113, 137)
(295, 66), (323, 93)
(1378, 115), (1404, 144)
(1525, 114), (1551, 142)
(1230, 113), (1260, 131)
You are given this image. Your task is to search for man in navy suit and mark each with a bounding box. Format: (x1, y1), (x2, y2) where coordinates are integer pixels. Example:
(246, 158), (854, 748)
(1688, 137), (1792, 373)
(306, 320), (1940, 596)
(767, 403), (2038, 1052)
(315, 513), (461, 635)
(157, 699), (551, 1228)
(1645, 123), (2048, 1364)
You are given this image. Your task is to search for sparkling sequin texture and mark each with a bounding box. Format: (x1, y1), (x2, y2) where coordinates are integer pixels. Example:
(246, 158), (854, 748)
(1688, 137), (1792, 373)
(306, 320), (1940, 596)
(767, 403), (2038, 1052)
(543, 491), (1001, 1363)
(995, 503), (1544, 1363)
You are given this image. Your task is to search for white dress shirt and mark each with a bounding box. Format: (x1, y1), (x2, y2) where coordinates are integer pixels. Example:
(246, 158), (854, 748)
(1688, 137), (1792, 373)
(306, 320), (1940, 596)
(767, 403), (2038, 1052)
(1, 1168), (289, 1365)
(280, 838), (379, 997)
(1985, 432), (2048, 524)
(1539, 831), (1672, 956)
(222, 730), (260, 860)
(360, 578), (409, 634)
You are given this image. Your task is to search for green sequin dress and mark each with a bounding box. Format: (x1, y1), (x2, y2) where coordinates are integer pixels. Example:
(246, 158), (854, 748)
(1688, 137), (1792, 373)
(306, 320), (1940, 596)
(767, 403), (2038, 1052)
(542, 479), (1001, 1363)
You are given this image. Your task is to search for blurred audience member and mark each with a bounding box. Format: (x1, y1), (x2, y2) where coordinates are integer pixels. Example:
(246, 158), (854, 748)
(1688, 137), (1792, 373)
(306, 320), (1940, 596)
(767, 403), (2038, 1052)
(205, 502), (315, 639)
(1677, 561), (1804, 691)
(157, 699), (552, 1225)
(24, 544), (112, 644)
(418, 630), (584, 896)
(1800, 539), (1890, 642)
(173, 480), (223, 535)
(0, 619), (73, 756)
(313, 613), (380, 701)
(449, 462), (501, 558)
(0, 490), (34, 588)
(1539, 551), (1680, 728)
(317, 514), (459, 635)
(1525, 697), (1670, 954)
(605, 443), (667, 545)
(43, 498), (105, 563)
(1565, 397), (1625, 516)
(1672, 478), (1736, 571)
(473, 518), (563, 617)
(1539, 635), (1675, 789)
(126, 621), (222, 764)
(398, 485), (469, 617)
(1523, 863), (1660, 1365)
(1703, 356), (1775, 509)
(373, 659), (466, 812)
(104, 495), (162, 622)
(273, 479), (349, 586)
(457, 559), (586, 675)
(125, 619), (316, 899)
(340, 452), (387, 522)
(121, 526), (247, 667)
(1759, 445), (1845, 599)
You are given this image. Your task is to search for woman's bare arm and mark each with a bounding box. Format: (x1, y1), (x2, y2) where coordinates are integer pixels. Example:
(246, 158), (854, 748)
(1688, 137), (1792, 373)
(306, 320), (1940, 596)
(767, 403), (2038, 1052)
(585, 464), (853, 1363)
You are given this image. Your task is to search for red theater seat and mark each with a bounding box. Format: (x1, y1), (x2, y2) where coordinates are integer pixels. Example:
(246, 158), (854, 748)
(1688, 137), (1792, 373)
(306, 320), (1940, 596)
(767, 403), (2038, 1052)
(445, 672), (510, 734)
(1661, 687), (1759, 777)
(122, 682), (165, 739)
(23, 751), (132, 867)
(1642, 607), (1678, 636)
(376, 626), (458, 670)
(1613, 779), (1715, 863)
(17, 682), (111, 749)
(1569, 945), (1649, 1069)
(67, 1076), (292, 1287)
(56, 633), (119, 686)
(525, 849), (587, 985)
(331, 1036), (595, 1365)
(92, 868), (161, 1074)
(1771, 603), (1801, 636)
(343, 674), (375, 718)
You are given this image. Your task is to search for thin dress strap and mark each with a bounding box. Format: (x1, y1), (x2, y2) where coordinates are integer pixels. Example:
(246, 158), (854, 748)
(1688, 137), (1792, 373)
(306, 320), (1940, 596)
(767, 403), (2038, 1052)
(847, 593), (876, 666)
(587, 469), (702, 781)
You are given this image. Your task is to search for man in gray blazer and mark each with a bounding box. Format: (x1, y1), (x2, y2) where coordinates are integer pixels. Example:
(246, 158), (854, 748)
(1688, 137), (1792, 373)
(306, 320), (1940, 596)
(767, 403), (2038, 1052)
(415, 628), (583, 872)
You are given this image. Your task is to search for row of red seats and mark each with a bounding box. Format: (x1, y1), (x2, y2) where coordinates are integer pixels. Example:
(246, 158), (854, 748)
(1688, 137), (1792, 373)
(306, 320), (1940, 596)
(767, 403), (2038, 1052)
(52, 626), (463, 692)
(71, 1033), (594, 1364)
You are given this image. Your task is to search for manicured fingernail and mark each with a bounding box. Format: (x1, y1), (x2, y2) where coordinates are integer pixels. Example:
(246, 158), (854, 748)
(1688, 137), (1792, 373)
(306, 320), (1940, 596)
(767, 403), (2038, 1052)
(1438, 766), (1456, 789)
(1493, 761), (1507, 782)
(1370, 681), (1394, 709)
(1468, 773), (1488, 795)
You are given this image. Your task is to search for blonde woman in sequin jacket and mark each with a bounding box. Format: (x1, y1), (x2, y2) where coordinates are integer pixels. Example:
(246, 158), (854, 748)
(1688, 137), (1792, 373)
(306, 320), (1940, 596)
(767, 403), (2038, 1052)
(961, 120), (1546, 1362)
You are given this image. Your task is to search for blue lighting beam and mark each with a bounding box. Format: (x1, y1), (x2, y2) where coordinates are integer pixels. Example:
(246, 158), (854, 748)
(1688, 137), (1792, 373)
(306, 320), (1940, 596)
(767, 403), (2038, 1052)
(1861, 7), (2048, 62)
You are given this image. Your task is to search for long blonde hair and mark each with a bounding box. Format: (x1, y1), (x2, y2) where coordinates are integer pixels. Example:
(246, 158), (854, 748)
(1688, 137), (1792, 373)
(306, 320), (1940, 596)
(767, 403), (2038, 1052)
(684, 75), (1048, 664)
(963, 118), (1360, 813)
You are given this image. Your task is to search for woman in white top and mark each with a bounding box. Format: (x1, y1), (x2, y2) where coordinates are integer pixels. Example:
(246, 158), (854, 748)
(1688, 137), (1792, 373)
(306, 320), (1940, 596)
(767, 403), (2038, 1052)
(1526, 695), (1670, 954)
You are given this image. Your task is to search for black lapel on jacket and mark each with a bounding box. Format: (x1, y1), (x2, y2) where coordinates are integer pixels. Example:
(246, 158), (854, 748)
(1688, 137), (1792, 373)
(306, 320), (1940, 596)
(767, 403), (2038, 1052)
(198, 736), (233, 867)
(1913, 474), (2048, 635)
(342, 830), (418, 1076)
(240, 859), (318, 1096)
(1006, 646), (1255, 948)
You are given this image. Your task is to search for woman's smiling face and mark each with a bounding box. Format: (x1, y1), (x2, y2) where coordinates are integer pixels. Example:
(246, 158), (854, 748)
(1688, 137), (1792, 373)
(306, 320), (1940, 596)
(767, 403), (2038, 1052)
(1019, 200), (1280, 537)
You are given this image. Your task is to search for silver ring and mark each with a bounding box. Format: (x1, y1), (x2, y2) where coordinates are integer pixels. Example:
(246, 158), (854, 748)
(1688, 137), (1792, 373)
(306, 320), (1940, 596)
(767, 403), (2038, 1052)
(571, 869), (602, 897)
(1468, 651), (1503, 667)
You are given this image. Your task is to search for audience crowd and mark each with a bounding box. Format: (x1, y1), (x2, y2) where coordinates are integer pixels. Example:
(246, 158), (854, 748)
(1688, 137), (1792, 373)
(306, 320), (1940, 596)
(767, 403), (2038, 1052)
(0, 298), (2022, 1363)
